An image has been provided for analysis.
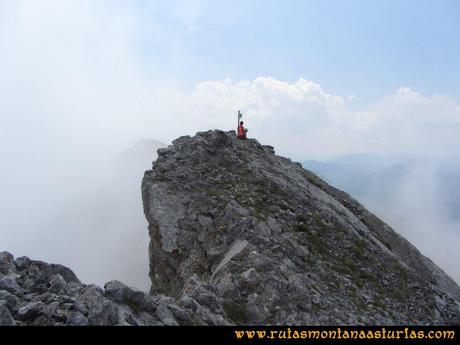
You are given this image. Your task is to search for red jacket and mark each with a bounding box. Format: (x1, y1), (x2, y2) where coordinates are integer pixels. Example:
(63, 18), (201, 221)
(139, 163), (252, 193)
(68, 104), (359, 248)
(237, 125), (245, 137)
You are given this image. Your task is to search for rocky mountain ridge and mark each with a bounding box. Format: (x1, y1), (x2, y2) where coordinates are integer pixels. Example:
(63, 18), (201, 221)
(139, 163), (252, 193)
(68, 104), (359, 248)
(142, 130), (460, 325)
(1, 129), (459, 325)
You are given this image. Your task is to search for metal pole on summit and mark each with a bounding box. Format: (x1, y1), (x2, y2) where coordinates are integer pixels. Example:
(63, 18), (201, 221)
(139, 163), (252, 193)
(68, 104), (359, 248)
(237, 110), (242, 131)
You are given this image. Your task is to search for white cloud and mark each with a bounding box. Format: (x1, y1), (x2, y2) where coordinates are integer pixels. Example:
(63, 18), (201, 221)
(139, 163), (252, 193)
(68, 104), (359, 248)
(184, 78), (460, 160)
(185, 77), (347, 158)
(362, 87), (460, 156)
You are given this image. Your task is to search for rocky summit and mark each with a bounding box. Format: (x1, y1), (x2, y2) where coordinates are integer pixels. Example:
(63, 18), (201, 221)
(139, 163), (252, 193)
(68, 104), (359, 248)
(142, 130), (460, 325)
(1, 129), (460, 326)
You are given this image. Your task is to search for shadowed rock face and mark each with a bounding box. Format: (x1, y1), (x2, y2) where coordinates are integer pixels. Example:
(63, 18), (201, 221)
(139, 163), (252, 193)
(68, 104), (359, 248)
(142, 130), (460, 325)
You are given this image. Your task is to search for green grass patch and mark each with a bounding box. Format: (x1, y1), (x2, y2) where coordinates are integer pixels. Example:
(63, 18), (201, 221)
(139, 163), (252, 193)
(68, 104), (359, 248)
(359, 270), (379, 285)
(373, 299), (387, 311)
(296, 214), (308, 223)
(223, 302), (249, 324)
(294, 223), (309, 232)
(334, 264), (350, 276)
(306, 232), (329, 256)
(351, 239), (367, 258)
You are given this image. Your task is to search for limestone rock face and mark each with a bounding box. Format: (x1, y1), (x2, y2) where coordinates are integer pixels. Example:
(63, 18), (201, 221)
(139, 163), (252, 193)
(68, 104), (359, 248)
(0, 252), (193, 325)
(2, 129), (460, 326)
(142, 130), (460, 325)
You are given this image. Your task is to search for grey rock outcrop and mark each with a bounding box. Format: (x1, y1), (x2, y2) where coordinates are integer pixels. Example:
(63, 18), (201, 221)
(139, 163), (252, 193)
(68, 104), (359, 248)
(142, 129), (460, 325)
(2, 129), (460, 326)
(0, 252), (193, 325)
(0, 301), (16, 325)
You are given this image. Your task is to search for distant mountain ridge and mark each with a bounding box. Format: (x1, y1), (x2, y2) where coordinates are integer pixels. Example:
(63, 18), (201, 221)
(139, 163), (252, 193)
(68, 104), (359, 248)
(302, 154), (460, 284)
(302, 154), (460, 222)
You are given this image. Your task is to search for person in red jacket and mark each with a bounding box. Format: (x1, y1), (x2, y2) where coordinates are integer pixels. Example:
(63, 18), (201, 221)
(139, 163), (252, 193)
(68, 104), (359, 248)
(237, 121), (247, 139)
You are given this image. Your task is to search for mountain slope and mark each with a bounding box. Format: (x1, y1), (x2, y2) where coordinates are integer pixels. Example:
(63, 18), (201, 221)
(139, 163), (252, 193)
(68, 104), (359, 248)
(301, 156), (460, 222)
(142, 130), (460, 325)
(301, 156), (460, 284)
(1, 130), (459, 326)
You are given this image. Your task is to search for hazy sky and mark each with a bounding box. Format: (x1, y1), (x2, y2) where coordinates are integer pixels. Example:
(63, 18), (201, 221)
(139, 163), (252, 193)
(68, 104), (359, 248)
(1, 0), (459, 159)
(1, 0), (459, 288)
